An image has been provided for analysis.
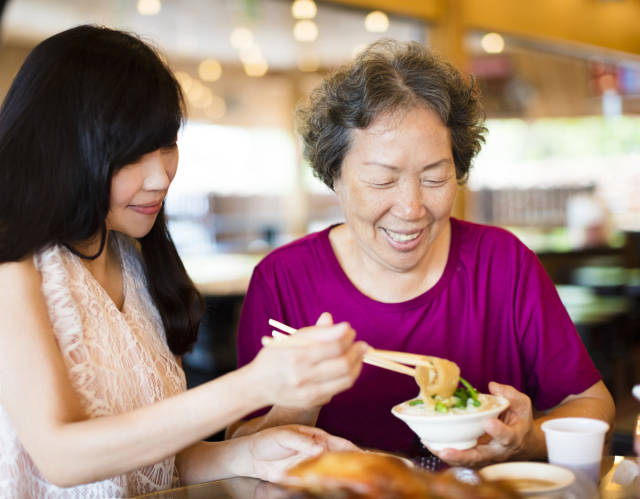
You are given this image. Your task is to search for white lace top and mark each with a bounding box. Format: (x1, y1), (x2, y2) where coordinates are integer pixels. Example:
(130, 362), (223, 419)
(0, 233), (187, 498)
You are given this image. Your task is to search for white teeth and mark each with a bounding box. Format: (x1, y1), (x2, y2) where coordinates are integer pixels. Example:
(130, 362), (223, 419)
(385, 229), (420, 242)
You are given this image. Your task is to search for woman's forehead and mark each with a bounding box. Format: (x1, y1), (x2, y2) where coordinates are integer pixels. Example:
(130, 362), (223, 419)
(351, 107), (448, 146)
(342, 108), (452, 170)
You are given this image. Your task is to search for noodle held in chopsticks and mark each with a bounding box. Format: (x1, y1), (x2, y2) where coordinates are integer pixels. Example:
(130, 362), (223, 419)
(414, 357), (460, 399)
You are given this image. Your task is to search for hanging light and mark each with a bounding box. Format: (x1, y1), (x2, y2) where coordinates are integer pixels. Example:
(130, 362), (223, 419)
(297, 53), (319, 72)
(481, 32), (505, 54)
(174, 71), (194, 93)
(244, 59), (269, 77)
(238, 45), (263, 64)
(206, 95), (227, 120)
(198, 59), (222, 82)
(293, 20), (318, 42)
(185, 80), (206, 104)
(137, 0), (161, 16)
(238, 44), (268, 77)
(230, 27), (254, 50)
(364, 11), (389, 33)
(192, 87), (214, 109)
(291, 0), (317, 20)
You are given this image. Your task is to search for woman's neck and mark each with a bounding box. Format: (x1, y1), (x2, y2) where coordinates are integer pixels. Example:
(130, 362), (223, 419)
(74, 232), (125, 311)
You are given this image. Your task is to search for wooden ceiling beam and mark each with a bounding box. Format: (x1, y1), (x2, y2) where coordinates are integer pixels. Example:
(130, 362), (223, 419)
(323, 0), (640, 56)
(322, 0), (443, 20)
(460, 0), (640, 58)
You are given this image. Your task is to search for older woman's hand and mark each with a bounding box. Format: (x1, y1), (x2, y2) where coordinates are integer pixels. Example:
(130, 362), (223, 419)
(249, 313), (368, 409)
(426, 382), (535, 468)
(245, 424), (359, 483)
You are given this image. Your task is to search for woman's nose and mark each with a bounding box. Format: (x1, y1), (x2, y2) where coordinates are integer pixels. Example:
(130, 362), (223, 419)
(142, 151), (173, 191)
(391, 180), (426, 220)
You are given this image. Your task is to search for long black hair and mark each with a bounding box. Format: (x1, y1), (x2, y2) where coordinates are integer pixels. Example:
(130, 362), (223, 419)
(0, 25), (202, 355)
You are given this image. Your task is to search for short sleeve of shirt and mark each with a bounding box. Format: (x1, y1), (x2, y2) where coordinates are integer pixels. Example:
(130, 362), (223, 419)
(237, 267), (278, 369)
(514, 246), (601, 410)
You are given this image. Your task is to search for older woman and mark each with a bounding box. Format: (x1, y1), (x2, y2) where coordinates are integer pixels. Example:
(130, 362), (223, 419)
(232, 40), (614, 467)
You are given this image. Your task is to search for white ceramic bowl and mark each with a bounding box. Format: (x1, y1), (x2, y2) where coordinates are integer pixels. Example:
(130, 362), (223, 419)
(391, 394), (509, 451)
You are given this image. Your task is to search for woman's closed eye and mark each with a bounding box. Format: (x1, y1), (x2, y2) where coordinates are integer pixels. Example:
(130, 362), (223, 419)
(365, 179), (395, 188)
(421, 175), (452, 187)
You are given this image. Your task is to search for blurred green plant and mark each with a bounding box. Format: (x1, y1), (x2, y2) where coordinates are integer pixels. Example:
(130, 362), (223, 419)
(481, 116), (640, 161)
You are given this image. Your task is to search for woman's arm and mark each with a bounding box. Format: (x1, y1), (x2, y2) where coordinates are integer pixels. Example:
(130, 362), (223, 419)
(430, 380), (615, 467)
(517, 379), (615, 459)
(0, 259), (365, 487)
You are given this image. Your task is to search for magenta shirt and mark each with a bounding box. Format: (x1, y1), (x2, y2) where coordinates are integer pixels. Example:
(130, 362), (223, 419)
(237, 218), (601, 453)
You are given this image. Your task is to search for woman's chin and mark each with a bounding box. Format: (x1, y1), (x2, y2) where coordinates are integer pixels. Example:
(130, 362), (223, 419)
(376, 252), (429, 274)
(116, 224), (155, 239)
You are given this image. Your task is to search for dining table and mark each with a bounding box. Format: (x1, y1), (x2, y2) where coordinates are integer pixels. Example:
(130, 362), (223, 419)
(135, 455), (639, 499)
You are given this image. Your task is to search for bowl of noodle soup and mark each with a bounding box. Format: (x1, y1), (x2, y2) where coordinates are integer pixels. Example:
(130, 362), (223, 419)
(389, 355), (509, 450)
(392, 393), (509, 450)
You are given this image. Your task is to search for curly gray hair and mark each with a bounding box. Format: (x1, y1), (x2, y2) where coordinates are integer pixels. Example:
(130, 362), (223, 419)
(296, 39), (487, 189)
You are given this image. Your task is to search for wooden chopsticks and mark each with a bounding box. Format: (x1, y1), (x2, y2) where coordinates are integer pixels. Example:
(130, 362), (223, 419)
(365, 349), (436, 367)
(265, 318), (425, 377)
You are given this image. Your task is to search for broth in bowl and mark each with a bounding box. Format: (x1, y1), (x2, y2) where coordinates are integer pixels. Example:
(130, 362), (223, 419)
(395, 392), (505, 417)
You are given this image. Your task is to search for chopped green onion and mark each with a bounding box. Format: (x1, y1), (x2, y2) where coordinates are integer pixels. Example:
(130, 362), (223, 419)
(435, 401), (449, 413)
(453, 387), (468, 408)
(459, 377), (480, 405)
(408, 399), (424, 406)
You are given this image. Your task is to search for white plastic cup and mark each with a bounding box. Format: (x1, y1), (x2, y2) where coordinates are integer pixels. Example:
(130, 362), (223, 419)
(541, 417), (609, 483)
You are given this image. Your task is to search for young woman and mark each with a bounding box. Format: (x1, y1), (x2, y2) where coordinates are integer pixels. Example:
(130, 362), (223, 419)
(0, 25), (367, 497)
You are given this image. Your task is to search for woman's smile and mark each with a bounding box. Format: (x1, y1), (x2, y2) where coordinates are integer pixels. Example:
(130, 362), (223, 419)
(128, 201), (163, 216)
(381, 227), (424, 251)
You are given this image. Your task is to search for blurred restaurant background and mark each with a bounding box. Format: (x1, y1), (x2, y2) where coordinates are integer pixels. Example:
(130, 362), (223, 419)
(1, 0), (639, 449)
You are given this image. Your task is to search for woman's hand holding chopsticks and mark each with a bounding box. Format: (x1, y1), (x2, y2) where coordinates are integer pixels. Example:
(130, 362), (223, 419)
(249, 312), (369, 409)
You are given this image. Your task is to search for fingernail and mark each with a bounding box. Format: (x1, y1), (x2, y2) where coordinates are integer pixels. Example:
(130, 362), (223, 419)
(332, 322), (350, 336)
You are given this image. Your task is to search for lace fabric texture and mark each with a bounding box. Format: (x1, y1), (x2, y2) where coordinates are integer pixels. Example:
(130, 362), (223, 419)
(0, 234), (187, 498)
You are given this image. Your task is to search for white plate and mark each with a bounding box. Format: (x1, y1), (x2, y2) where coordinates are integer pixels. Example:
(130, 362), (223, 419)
(479, 461), (575, 495)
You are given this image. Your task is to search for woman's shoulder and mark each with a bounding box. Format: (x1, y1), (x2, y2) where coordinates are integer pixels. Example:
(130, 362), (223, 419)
(0, 256), (45, 319)
(452, 218), (532, 257)
(0, 255), (39, 284)
(450, 219), (540, 284)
